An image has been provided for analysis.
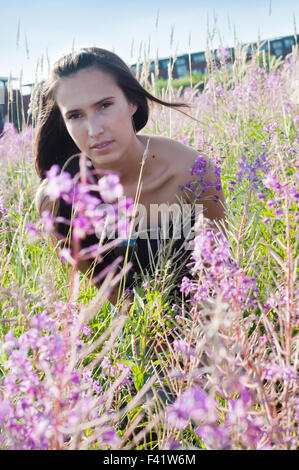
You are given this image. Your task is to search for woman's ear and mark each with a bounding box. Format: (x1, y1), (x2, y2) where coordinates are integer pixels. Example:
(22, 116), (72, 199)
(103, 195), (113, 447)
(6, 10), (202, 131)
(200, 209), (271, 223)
(129, 102), (138, 117)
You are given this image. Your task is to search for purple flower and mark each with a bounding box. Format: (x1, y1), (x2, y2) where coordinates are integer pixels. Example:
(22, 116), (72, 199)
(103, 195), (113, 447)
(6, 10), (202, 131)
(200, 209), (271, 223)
(166, 387), (217, 430)
(93, 381), (103, 393)
(195, 424), (229, 449)
(72, 215), (91, 239)
(45, 165), (73, 200)
(190, 155), (207, 177)
(215, 84), (225, 98)
(40, 210), (55, 234)
(162, 439), (183, 450)
(117, 218), (131, 239)
(216, 45), (230, 61)
(0, 196), (7, 214)
(0, 400), (11, 425)
(26, 223), (40, 242)
(176, 134), (191, 146)
(98, 174), (124, 202)
(275, 208), (283, 217)
(101, 428), (120, 447)
(73, 190), (101, 213)
(267, 199), (275, 209)
(263, 172), (281, 190)
(263, 364), (297, 382)
(101, 356), (111, 374)
(173, 339), (195, 357)
(59, 248), (74, 265)
(179, 276), (193, 295)
(215, 155), (222, 165)
(0, 306), (117, 450)
(2, 329), (19, 353)
(82, 325), (93, 339)
(117, 196), (134, 216)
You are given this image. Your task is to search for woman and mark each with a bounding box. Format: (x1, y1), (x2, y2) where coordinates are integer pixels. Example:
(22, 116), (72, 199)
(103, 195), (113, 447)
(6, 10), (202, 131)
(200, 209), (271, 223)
(34, 47), (226, 305)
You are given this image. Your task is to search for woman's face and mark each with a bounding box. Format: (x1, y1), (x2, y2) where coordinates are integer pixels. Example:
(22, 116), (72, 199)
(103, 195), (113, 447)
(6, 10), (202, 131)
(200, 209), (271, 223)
(55, 67), (137, 167)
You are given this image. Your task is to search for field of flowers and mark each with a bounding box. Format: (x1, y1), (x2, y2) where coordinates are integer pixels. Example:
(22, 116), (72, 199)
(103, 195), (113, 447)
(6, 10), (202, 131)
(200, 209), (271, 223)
(0, 42), (298, 450)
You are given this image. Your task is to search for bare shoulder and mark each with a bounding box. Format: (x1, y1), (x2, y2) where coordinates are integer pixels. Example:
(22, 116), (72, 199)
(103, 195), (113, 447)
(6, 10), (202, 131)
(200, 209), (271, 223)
(138, 133), (199, 171)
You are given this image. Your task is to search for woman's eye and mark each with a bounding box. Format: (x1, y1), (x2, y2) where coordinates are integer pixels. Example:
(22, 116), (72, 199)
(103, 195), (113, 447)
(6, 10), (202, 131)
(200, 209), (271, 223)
(66, 103), (112, 120)
(68, 113), (81, 120)
(101, 102), (112, 109)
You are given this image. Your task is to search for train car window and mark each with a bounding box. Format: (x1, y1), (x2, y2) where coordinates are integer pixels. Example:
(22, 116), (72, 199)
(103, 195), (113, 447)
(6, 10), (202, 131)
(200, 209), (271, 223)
(0, 82), (4, 106)
(176, 57), (187, 65)
(284, 37), (294, 48)
(260, 42), (268, 51)
(160, 59), (170, 69)
(245, 44), (252, 55)
(176, 65), (188, 78)
(192, 52), (205, 63)
(272, 40), (283, 57)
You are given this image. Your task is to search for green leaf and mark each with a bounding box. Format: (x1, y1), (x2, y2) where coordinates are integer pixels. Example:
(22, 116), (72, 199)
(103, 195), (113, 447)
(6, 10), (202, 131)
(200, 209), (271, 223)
(132, 365), (144, 391)
(134, 289), (145, 310)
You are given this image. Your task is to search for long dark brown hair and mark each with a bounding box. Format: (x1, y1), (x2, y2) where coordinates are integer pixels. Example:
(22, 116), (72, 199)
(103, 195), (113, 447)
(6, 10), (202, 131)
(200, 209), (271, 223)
(34, 46), (190, 180)
(33, 47), (192, 286)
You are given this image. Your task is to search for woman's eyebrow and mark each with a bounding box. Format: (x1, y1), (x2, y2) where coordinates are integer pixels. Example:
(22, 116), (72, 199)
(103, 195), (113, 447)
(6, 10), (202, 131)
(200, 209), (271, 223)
(64, 96), (115, 115)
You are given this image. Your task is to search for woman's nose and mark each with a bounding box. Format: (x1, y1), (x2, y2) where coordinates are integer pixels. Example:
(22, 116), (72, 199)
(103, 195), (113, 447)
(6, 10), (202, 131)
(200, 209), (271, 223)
(87, 115), (104, 137)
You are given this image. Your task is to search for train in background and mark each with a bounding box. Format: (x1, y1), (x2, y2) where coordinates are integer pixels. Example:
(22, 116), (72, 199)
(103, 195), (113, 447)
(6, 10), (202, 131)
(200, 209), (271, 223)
(0, 77), (32, 134)
(0, 33), (298, 134)
(131, 33), (298, 79)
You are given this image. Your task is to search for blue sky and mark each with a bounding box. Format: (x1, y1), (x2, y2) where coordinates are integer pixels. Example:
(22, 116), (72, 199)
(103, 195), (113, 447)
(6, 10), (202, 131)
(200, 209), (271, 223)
(1, 0), (299, 87)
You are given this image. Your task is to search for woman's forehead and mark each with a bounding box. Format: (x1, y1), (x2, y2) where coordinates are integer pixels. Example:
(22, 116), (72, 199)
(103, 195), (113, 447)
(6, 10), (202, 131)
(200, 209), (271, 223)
(55, 67), (121, 108)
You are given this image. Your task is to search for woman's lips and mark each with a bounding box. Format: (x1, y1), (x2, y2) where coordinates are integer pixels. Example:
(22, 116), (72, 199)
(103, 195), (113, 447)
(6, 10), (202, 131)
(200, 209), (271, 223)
(90, 140), (114, 153)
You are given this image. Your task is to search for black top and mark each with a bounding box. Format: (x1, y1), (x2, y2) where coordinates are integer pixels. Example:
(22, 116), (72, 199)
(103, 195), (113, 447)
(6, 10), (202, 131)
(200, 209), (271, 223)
(56, 155), (195, 293)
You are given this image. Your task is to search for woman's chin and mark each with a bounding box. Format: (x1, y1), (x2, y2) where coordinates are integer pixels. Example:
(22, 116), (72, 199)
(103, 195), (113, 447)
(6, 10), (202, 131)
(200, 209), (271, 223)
(88, 150), (121, 168)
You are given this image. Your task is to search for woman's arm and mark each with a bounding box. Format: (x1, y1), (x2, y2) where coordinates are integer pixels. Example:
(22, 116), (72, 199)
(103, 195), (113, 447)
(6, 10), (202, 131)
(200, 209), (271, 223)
(152, 136), (226, 228)
(196, 158), (226, 223)
(35, 178), (56, 217)
(182, 154), (228, 237)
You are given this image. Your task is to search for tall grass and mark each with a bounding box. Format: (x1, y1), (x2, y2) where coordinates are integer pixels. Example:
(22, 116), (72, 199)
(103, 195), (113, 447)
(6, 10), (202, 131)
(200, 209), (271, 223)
(0, 32), (298, 450)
